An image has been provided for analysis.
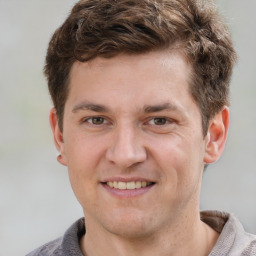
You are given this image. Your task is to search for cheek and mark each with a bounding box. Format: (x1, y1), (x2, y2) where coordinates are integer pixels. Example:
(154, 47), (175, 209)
(64, 136), (104, 202)
(67, 163), (99, 210)
(154, 135), (204, 184)
(65, 132), (105, 167)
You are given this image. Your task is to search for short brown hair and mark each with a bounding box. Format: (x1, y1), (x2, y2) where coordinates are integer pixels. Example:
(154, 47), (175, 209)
(44, 0), (237, 135)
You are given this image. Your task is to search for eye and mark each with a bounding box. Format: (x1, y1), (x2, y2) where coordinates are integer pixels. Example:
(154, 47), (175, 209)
(148, 117), (169, 125)
(85, 116), (107, 125)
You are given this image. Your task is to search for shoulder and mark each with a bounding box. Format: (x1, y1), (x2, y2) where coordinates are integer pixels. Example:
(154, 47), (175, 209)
(26, 237), (63, 256)
(26, 218), (85, 256)
(201, 210), (256, 256)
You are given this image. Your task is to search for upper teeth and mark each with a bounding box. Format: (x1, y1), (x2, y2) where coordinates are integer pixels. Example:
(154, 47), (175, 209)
(106, 181), (152, 190)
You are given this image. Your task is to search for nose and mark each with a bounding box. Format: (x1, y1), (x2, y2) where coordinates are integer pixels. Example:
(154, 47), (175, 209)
(105, 125), (147, 168)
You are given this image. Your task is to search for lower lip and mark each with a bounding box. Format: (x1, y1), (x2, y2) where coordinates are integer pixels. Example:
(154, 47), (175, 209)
(101, 183), (155, 198)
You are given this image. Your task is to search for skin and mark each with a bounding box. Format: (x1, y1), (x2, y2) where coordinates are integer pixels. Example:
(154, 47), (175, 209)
(50, 50), (229, 256)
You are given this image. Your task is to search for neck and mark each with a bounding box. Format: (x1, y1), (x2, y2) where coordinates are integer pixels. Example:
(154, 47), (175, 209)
(80, 208), (219, 256)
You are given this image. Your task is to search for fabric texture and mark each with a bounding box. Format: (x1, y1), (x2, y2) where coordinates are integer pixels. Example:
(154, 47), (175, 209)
(201, 211), (256, 256)
(26, 211), (256, 256)
(26, 218), (85, 256)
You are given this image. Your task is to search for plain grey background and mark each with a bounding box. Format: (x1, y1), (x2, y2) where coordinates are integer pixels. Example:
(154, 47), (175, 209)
(0, 1), (255, 255)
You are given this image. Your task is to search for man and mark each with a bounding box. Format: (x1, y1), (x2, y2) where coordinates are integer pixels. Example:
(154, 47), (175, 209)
(27, 0), (256, 255)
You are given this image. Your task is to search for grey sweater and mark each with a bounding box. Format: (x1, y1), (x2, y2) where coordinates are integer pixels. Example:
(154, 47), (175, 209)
(26, 211), (256, 256)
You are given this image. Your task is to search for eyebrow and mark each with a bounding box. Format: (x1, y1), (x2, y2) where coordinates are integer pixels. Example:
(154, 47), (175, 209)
(72, 102), (110, 113)
(72, 102), (181, 114)
(143, 103), (179, 113)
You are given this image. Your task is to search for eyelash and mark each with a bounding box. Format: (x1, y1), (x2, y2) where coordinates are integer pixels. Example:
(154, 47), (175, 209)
(147, 117), (173, 126)
(81, 116), (174, 127)
(82, 116), (109, 125)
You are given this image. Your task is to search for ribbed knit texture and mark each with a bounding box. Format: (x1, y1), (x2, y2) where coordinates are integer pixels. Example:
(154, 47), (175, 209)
(26, 211), (256, 255)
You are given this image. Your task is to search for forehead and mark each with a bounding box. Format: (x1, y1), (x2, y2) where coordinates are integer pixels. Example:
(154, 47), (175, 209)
(67, 50), (194, 112)
(71, 50), (190, 76)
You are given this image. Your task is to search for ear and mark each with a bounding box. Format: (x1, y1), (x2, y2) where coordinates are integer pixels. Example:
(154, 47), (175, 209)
(203, 106), (229, 164)
(49, 108), (67, 166)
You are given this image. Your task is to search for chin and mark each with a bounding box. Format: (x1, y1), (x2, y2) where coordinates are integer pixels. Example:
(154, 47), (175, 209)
(99, 209), (159, 239)
(106, 222), (153, 239)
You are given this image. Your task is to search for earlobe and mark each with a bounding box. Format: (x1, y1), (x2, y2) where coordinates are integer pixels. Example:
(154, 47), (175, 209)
(204, 107), (229, 164)
(49, 108), (67, 166)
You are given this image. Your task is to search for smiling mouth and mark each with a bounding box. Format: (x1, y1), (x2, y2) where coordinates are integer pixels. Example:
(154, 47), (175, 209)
(105, 181), (154, 190)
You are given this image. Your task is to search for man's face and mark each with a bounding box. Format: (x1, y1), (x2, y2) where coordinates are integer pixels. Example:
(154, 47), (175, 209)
(51, 50), (221, 238)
